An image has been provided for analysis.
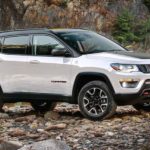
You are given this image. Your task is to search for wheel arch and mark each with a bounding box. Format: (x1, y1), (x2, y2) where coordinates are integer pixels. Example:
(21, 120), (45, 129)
(72, 72), (115, 104)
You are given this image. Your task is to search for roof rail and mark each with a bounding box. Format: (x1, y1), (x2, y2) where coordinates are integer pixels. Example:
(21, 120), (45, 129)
(0, 28), (50, 33)
(14, 28), (49, 31)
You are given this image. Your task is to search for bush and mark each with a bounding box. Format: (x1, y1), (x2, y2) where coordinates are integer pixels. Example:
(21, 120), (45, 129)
(112, 10), (140, 44)
(112, 9), (150, 45)
(134, 17), (150, 41)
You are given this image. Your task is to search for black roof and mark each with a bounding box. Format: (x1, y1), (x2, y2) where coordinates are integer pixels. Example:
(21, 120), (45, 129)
(0, 28), (89, 36)
(0, 28), (51, 36)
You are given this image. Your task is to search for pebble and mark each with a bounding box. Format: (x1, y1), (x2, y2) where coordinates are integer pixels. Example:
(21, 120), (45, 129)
(137, 139), (145, 143)
(105, 131), (114, 136)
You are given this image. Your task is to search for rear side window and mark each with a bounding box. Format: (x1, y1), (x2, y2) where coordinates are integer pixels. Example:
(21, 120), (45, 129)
(2, 36), (29, 55)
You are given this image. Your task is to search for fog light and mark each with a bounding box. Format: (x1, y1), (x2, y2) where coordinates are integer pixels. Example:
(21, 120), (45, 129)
(120, 79), (139, 88)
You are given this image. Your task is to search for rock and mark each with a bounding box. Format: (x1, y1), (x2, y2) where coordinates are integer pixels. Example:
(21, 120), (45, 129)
(131, 116), (142, 122)
(44, 111), (60, 120)
(0, 113), (9, 119)
(26, 133), (39, 139)
(141, 112), (150, 118)
(0, 140), (22, 150)
(18, 139), (70, 150)
(37, 129), (45, 132)
(37, 129), (51, 136)
(15, 115), (36, 123)
(122, 126), (130, 132)
(122, 116), (131, 121)
(30, 121), (38, 129)
(113, 118), (122, 122)
(94, 132), (103, 137)
(46, 123), (67, 131)
(23, 0), (35, 7)
(8, 128), (26, 137)
(137, 139), (145, 143)
(105, 131), (114, 136)
(56, 133), (64, 140)
(45, 0), (63, 6)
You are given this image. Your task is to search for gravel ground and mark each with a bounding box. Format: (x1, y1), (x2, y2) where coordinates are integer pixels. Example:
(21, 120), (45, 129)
(0, 103), (150, 150)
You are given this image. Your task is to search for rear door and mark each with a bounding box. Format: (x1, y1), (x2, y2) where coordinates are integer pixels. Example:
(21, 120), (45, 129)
(0, 35), (30, 93)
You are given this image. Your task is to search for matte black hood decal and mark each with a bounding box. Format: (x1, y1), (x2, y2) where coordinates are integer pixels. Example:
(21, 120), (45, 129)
(109, 51), (150, 59)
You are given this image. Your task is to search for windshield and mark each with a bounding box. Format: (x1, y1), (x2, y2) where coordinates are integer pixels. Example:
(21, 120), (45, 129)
(56, 31), (126, 54)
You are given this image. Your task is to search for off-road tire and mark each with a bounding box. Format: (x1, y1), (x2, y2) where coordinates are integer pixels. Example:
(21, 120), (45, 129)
(78, 81), (117, 121)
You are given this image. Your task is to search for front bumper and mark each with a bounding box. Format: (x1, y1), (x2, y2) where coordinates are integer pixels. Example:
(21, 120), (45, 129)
(109, 71), (150, 94)
(114, 79), (150, 105)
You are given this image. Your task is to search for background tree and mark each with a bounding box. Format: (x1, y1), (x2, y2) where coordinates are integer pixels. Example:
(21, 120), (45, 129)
(0, 0), (28, 30)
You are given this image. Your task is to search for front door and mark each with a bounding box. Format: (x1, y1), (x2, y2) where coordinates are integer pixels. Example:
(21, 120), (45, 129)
(27, 35), (73, 96)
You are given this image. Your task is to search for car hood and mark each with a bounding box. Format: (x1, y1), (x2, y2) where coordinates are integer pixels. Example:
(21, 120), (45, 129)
(86, 51), (150, 63)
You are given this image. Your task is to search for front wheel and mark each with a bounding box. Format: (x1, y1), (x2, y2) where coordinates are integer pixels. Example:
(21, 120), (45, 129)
(133, 103), (150, 112)
(78, 81), (117, 121)
(31, 101), (57, 113)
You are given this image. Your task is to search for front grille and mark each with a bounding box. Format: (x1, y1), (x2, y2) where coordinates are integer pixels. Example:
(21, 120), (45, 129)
(138, 65), (150, 73)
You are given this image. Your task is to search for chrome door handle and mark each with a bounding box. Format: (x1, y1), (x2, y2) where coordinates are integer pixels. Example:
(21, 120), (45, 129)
(30, 60), (40, 64)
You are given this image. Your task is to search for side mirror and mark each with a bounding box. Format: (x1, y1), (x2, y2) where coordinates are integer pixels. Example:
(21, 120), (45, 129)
(51, 48), (71, 57)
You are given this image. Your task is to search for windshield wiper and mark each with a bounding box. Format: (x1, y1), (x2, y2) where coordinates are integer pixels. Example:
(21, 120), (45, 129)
(83, 49), (125, 54)
(107, 49), (126, 52)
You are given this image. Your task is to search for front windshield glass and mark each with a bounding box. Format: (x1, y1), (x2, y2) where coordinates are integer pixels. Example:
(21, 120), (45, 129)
(56, 31), (126, 54)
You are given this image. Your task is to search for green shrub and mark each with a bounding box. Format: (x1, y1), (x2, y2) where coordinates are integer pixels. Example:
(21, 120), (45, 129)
(112, 10), (140, 44)
(134, 17), (150, 41)
(112, 9), (150, 45)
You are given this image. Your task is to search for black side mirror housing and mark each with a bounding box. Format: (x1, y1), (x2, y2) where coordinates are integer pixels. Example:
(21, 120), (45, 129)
(51, 48), (71, 57)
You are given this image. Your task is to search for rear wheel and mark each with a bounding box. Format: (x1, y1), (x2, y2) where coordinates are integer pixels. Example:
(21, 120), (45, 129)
(78, 81), (117, 121)
(133, 103), (150, 112)
(31, 101), (57, 113)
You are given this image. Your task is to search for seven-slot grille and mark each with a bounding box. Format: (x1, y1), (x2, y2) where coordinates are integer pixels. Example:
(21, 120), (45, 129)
(138, 65), (150, 73)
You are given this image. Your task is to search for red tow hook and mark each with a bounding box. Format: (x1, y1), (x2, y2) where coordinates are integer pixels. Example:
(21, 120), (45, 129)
(143, 92), (150, 96)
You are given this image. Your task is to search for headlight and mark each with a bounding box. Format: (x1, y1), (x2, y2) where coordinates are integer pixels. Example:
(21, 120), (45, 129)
(111, 63), (139, 73)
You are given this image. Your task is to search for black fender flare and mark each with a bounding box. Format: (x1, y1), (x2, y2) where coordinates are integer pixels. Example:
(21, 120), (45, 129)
(72, 72), (115, 103)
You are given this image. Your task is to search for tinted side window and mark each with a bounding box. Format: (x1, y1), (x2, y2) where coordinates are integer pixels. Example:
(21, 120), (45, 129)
(33, 35), (65, 56)
(2, 36), (29, 55)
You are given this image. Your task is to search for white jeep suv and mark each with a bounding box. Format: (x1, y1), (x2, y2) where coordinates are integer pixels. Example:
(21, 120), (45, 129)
(0, 28), (150, 120)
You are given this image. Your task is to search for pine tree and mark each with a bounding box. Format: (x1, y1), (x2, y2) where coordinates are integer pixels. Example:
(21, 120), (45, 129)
(113, 10), (139, 44)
